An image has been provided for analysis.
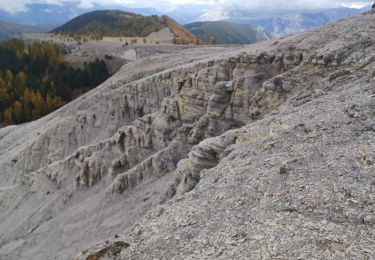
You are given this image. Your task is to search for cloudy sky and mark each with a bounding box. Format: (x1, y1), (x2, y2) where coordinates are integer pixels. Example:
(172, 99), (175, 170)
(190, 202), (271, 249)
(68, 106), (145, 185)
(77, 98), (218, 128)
(1, 0), (373, 14)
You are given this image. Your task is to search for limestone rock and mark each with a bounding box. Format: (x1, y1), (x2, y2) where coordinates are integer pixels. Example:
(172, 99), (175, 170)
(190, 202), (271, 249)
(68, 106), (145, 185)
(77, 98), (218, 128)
(1, 13), (375, 260)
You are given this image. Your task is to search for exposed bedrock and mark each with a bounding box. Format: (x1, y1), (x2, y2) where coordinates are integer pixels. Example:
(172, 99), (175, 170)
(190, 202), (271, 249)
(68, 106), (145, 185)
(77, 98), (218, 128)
(38, 49), (309, 198)
(2, 13), (375, 260)
(75, 13), (375, 259)
(37, 40), (365, 198)
(0, 48), (221, 187)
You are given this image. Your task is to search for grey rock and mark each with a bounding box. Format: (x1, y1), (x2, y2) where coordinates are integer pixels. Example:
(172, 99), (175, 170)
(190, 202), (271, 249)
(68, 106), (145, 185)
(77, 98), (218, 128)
(1, 12), (375, 260)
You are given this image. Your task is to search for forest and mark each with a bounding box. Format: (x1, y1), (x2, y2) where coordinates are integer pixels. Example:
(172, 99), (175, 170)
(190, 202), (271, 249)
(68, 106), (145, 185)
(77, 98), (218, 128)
(0, 39), (109, 126)
(52, 10), (166, 37)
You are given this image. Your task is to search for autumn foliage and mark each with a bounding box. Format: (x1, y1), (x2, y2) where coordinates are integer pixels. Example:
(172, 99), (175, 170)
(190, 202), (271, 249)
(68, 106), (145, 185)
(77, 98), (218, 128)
(0, 39), (109, 126)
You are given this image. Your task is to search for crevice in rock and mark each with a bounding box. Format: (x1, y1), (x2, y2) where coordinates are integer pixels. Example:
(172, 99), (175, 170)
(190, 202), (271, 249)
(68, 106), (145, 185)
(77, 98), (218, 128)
(38, 50), (312, 199)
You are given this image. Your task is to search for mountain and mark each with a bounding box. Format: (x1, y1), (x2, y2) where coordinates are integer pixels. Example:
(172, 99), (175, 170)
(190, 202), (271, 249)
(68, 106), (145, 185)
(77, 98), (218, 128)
(0, 2), (160, 28)
(0, 2), (367, 36)
(164, 4), (212, 24)
(52, 10), (198, 44)
(184, 21), (272, 44)
(1, 11), (375, 260)
(195, 6), (366, 36)
(0, 2), (88, 27)
(0, 20), (42, 41)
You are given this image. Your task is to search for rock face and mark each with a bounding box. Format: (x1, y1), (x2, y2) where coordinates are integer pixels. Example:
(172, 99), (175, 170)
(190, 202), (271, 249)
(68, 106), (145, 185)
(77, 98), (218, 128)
(1, 13), (375, 260)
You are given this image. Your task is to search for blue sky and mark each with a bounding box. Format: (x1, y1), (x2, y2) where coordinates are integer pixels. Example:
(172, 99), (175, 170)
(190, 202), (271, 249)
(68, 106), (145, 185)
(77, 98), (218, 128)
(1, 0), (373, 14)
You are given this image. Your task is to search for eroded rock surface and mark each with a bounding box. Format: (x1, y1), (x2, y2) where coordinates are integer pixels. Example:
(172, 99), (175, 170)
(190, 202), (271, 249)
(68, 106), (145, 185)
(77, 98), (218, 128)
(1, 13), (375, 260)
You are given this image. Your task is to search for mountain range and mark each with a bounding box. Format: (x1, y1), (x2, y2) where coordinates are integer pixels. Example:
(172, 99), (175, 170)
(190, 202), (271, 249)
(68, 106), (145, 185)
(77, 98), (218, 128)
(0, 20), (42, 41)
(184, 21), (272, 44)
(0, 2), (160, 27)
(194, 6), (368, 36)
(0, 2), (370, 37)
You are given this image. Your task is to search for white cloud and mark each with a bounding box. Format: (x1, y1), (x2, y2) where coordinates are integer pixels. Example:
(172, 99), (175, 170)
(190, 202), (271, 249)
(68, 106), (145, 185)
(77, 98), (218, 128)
(217, 0), (372, 10)
(1, 0), (61, 14)
(78, 0), (95, 9)
(1, 1), (28, 14)
(342, 1), (371, 8)
(0, 0), (373, 14)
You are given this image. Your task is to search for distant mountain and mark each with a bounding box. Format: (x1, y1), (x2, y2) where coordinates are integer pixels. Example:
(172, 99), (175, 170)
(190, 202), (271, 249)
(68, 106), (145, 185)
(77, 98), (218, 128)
(52, 10), (199, 44)
(195, 6), (367, 36)
(0, 2), (368, 37)
(0, 20), (42, 41)
(0, 2), (160, 27)
(164, 4), (211, 25)
(184, 21), (271, 44)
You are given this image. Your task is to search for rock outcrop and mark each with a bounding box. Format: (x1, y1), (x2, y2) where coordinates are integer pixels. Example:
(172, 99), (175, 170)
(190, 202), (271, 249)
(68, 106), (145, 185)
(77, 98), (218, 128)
(1, 13), (375, 260)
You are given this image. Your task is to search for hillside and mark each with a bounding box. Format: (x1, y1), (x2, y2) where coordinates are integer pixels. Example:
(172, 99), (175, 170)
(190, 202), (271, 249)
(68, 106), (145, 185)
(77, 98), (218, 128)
(184, 21), (272, 44)
(52, 10), (199, 44)
(0, 20), (41, 41)
(0, 2), (160, 27)
(0, 12), (375, 260)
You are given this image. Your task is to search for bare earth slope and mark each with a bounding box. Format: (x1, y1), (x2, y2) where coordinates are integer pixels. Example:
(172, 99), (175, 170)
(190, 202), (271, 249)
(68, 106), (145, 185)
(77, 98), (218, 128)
(1, 13), (375, 260)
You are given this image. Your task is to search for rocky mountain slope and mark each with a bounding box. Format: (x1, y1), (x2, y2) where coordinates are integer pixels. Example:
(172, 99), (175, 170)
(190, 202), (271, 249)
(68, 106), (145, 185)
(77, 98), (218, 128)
(1, 12), (375, 260)
(184, 21), (272, 44)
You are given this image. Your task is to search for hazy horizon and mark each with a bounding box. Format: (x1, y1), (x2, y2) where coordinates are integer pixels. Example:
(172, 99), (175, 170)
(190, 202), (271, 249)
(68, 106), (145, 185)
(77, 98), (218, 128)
(1, 0), (373, 15)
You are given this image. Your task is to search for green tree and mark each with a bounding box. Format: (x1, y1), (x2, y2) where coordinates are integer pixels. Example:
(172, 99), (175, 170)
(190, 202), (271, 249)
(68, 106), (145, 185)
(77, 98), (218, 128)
(3, 107), (13, 125)
(0, 39), (110, 125)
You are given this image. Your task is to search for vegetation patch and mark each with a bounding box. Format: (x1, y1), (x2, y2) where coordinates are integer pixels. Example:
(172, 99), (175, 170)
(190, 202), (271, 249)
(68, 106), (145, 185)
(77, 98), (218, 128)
(52, 10), (200, 45)
(52, 10), (166, 38)
(0, 39), (110, 126)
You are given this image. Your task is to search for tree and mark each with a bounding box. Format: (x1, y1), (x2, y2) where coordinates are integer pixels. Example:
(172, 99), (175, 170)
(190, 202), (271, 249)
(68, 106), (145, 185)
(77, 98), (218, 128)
(12, 101), (22, 123)
(46, 93), (64, 112)
(30, 91), (46, 120)
(22, 88), (33, 121)
(3, 107), (13, 125)
(0, 39), (111, 125)
(14, 72), (27, 99)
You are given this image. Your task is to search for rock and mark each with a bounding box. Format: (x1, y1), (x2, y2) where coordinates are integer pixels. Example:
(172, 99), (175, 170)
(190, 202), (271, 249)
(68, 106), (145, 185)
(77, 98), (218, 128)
(2, 12), (375, 260)
(278, 164), (289, 175)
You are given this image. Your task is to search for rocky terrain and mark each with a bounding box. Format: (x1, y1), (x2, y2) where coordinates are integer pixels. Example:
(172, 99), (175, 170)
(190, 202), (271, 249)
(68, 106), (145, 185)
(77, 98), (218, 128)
(1, 12), (375, 260)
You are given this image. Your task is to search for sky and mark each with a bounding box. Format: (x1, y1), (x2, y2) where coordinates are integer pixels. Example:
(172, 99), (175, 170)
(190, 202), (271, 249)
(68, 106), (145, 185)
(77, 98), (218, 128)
(1, 0), (373, 14)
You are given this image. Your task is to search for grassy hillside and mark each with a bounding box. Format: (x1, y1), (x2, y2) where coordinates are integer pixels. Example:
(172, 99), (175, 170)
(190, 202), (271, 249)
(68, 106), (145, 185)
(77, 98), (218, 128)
(184, 21), (272, 44)
(0, 20), (41, 41)
(163, 16), (201, 45)
(52, 10), (199, 44)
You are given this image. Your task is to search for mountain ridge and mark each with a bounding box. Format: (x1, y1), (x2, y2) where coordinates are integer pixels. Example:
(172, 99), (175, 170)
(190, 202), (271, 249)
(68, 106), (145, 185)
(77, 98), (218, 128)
(0, 2), (161, 27)
(0, 3), (368, 37)
(0, 12), (374, 260)
(195, 6), (367, 36)
(0, 20), (42, 41)
(52, 10), (199, 44)
(184, 21), (272, 44)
